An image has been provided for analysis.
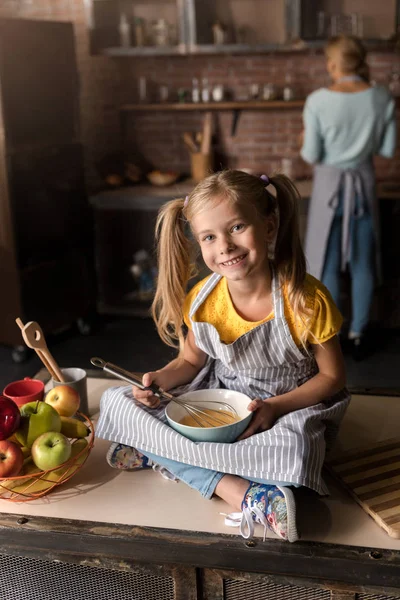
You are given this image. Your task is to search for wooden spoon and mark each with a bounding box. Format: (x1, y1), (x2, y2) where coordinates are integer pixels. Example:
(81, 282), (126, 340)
(183, 132), (199, 153)
(16, 319), (65, 383)
(201, 112), (213, 155)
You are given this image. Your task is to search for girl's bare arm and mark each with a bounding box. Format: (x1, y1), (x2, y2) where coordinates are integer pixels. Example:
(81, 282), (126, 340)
(132, 329), (207, 407)
(239, 336), (346, 438)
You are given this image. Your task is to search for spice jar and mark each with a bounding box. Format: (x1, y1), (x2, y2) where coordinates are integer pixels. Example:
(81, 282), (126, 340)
(212, 20), (226, 45)
(263, 84), (278, 101)
(283, 75), (295, 101)
(134, 17), (145, 47)
(212, 84), (224, 102)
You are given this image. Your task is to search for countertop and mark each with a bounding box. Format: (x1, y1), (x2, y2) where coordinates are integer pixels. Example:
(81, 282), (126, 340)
(90, 179), (400, 210)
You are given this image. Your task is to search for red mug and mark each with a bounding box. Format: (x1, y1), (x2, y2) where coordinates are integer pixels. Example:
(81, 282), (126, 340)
(3, 377), (45, 408)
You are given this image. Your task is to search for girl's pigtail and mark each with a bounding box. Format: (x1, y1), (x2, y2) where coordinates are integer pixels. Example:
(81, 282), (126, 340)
(270, 174), (313, 348)
(270, 174), (306, 288)
(152, 198), (195, 354)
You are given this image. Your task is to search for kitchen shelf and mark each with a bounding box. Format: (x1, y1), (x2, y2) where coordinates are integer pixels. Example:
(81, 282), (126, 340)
(120, 100), (305, 112)
(103, 45), (187, 57)
(103, 39), (396, 58)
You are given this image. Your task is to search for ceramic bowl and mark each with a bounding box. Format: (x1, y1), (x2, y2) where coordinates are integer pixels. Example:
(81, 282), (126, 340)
(165, 389), (252, 443)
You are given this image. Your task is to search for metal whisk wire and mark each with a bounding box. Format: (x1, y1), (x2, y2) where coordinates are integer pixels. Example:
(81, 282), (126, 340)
(90, 357), (238, 428)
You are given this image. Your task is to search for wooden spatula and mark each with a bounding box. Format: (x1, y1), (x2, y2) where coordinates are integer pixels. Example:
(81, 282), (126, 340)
(16, 318), (65, 383)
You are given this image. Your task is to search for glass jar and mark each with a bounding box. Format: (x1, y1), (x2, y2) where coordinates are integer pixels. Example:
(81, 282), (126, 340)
(151, 19), (170, 47)
(262, 84), (278, 101)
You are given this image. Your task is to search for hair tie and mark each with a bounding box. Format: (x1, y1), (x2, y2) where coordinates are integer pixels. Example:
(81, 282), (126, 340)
(260, 174), (270, 185)
(184, 195), (189, 207)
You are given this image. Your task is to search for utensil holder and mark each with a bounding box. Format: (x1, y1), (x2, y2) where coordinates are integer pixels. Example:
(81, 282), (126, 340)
(190, 153), (213, 183)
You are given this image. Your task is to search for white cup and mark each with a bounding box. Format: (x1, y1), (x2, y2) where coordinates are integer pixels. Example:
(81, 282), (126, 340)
(51, 368), (88, 416)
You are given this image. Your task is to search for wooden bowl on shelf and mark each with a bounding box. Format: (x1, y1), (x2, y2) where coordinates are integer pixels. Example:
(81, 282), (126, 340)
(147, 170), (179, 186)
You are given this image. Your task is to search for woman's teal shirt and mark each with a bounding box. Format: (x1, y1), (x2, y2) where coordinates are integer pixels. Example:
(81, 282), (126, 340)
(301, 86), (396, 169)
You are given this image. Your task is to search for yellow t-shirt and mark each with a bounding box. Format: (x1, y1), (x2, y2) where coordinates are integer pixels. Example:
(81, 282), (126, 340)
(183, 274), (342, 346)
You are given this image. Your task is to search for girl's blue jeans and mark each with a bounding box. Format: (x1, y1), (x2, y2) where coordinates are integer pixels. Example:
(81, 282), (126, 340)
(321, 195), (375, 336)
(139, 448), (297, 499)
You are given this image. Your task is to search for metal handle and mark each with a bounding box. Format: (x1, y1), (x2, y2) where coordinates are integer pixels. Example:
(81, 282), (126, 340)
(90, 357), (173, 399)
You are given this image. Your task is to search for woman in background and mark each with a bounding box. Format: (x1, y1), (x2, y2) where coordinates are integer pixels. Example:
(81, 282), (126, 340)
(301, 35), (396, 360)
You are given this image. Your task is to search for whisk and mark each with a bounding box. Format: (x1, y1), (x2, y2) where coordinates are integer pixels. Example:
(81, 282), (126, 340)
(90, 357), (238, 428)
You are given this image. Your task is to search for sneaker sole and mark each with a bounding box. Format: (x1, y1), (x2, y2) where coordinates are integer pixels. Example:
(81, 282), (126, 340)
(277, 486), (299, 543)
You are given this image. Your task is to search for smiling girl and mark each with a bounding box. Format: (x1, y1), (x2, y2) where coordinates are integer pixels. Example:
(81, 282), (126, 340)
(97, 170), (350, 543)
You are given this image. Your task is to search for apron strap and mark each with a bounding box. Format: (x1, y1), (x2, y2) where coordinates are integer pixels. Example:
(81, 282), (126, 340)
(189, 272), (222, 318)
(271, 266), (285, 320)
(329, 170), (367, 272)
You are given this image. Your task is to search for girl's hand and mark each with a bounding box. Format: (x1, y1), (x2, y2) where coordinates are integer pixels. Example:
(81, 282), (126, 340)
(237, 399), (277, 440)
(132, 372), (166, 409)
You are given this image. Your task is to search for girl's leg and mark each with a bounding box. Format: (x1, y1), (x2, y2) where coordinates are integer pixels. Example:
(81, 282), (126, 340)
(215, 475), (298, 543)
(348, 210), (375, 336)
(107, 444), (298, 542)
(321, 213), (343, 310)
(143, 449), (298, 543)
(139, 448), (224, 499)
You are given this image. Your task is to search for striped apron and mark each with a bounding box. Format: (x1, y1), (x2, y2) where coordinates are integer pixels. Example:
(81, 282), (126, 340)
(96, 272), (350, 495)
(304, 162), (381, 282)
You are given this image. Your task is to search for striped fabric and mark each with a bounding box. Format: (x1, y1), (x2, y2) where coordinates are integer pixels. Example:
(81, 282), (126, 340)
(96, 272), (350, 495)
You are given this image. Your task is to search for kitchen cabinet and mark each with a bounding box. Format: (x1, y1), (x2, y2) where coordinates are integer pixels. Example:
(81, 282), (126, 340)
(0, 19), (95, 356)
(87, 0), (399, 56)
(88, 0), (298, 55)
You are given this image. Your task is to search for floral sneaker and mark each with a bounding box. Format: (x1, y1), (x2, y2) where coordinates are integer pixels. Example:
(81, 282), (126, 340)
(223, 483), (299, 543)
(106, 443), (153, 471)
(106, 443), (179, 482)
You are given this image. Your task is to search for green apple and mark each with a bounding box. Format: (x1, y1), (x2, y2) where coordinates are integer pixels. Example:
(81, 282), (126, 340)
(15, 401), (61, 448)
(31, 431), (71, 470)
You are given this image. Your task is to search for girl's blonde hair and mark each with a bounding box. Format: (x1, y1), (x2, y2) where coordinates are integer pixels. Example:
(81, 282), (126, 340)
(152, 170), (312, 353)
(325, 35), (369, 82)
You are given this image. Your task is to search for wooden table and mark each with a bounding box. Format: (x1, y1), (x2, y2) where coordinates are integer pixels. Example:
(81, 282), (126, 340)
(1, 372), (400, 599)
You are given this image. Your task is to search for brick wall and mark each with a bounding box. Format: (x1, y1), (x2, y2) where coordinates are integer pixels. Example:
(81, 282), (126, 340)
(0, 1), (399, 189)
(120, 51), (400, 182)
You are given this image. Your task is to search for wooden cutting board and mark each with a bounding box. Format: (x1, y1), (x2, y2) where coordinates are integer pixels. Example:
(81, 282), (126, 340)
(326, 438), (400, 538)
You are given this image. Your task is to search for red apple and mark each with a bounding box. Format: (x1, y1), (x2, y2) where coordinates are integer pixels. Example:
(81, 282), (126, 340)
(45, 385), (80, 417)
(0, 440), (24, 477)
(0, 396), (21, 440)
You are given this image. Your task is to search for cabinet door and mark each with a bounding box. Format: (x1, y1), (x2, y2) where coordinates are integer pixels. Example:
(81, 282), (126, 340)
(0, 19), (79, 148)
(302, 0), (397, 39)
(88, 0), (186, 54)
(201, 568), (345, 600)
(8, 144), (91, 269)
(190, 0), (289, 46)
(0, 552), (197, 600)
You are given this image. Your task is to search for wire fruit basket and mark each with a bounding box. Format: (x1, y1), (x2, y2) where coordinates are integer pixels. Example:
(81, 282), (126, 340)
(0, 412), (95, 502)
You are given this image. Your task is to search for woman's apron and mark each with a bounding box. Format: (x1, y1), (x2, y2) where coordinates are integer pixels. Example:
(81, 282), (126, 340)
(96, 272), (350, 495)
(304, 162), (380, 282)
